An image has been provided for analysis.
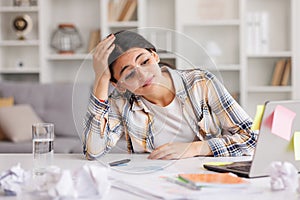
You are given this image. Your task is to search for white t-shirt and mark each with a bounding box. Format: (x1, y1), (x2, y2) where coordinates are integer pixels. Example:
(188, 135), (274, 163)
(142, 97), (196, 148)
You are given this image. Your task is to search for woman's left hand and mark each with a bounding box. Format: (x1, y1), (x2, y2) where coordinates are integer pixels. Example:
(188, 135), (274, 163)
(148, 142), (197, 160)
(148, 141), (213, 160)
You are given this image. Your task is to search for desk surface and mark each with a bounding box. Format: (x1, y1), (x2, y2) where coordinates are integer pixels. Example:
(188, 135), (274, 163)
(0, 153), (298, 200)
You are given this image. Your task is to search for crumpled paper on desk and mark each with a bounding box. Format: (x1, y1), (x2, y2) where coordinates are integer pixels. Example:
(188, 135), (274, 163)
(0, 163), (29, 196)
(0, 164), (111, 199)
(269, 161), (298, 191)
(48, 164), (111, 199)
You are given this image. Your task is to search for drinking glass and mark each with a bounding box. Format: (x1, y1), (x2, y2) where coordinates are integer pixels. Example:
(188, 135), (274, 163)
(32, 123), (54, 175)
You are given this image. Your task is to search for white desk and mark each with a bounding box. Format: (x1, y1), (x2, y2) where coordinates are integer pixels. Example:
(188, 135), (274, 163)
(0, 154), (298, 200)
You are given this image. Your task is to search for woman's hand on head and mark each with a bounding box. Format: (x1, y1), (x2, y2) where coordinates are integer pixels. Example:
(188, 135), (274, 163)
(93, 34), (115, 81)
(147, 141), (212, 160)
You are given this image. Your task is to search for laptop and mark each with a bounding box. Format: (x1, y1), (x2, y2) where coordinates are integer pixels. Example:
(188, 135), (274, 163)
(203, 100), (300, 178)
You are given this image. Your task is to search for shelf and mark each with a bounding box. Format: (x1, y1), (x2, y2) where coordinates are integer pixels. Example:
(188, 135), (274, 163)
(0, 40), (39, 46)
(107, 21), (139, 28)
(182, 20), (240, 27)
(248, 86), (293, 93)
(47, 54), (92, 60)
(215, 64), (240, 71)
(0, 68), (40, 74)
(0, 6), (39, 12)
(195, 64), (240, 71)
(247, 52), (292, 58)
(157, 52), (176, 59)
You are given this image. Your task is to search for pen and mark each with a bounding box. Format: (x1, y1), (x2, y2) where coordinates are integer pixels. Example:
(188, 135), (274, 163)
(109, 158), (131, 167)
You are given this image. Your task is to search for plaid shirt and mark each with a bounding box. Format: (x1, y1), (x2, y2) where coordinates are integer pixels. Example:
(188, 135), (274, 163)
(83, 67), (257, 159)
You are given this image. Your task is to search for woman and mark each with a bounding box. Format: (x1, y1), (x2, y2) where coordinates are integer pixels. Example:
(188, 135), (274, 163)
(83, 30), (257, 160)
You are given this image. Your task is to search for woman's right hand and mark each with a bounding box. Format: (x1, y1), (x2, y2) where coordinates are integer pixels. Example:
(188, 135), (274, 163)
(92, 34), (115, 100)
(93, 34), (115, 81)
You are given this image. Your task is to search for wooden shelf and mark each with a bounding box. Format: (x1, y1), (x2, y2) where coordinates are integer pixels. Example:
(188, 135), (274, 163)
(107, 21), (139, 28)
(248, 86), (293, 93)
(0, 68), (40, 74)
(47, 54), (92, 61)
(247, 51), (292, 58)
(0, 40), (39, 46)
(214, 64), (240, 71)
(0, 6), (39, 12)
(182, 20), (240, 27)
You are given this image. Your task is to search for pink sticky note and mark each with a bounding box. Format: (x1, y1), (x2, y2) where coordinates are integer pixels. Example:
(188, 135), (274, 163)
(264, 112), (274, 129)
(271, 105), (296, 141)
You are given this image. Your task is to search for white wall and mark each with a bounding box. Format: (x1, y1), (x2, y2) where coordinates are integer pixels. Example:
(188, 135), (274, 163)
(295, 0), (300, 99)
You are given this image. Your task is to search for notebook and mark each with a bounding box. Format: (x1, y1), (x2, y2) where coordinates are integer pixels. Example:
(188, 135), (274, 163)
(203, 100), (300, 178)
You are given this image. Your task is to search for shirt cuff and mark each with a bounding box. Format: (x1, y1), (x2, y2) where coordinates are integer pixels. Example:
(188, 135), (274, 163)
(88, 93), (110, 117)
(207, 138), (229, 157)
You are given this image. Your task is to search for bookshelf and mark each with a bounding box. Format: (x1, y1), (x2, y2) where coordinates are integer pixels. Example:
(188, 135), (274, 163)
(0, 0), (40, 82)
(242, 0), (296, 117)
(39, 0), (143, 83)
(0, 0), (298, 118)
(175, 0), (242, 103)
(173, 0), (297, 117)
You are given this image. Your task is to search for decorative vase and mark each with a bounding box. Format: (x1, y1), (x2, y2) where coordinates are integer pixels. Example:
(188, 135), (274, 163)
(51, 24), (82, 54)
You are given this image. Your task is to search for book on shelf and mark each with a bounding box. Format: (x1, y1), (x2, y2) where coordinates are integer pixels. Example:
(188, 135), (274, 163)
(118, 0), (137, 21)
(87, 29), (101, 53)
(108, 0), (137, 22)
(281, 58), (291, 86)
(247, 11), (269, 54)
(271, 58), (291, 86)
(271, 59), (286, 86)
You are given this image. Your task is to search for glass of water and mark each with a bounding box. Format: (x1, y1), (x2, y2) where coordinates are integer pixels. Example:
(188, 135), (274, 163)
(32, 123), (54, 175)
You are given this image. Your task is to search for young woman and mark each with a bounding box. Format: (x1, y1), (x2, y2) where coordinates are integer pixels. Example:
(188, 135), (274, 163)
(83, 30), (257, 160)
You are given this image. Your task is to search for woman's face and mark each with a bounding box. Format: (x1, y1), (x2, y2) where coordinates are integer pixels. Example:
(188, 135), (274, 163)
(112, 48), (162, 95)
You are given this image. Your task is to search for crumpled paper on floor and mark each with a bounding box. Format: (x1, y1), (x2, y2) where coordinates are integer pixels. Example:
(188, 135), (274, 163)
(0, 164), (111, 199)
(269, 161), (298, 191)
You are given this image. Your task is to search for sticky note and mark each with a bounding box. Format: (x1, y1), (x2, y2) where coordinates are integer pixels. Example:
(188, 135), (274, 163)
(287, 133), (295, 152)
(294, 132), (300, 160)
(264, 112), (274, 129)
(271, 105), (296, 141)
(251, 105), (265, 130)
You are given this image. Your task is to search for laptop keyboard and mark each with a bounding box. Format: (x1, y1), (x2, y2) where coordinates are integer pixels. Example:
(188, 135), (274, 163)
(226, 161), (252, 172)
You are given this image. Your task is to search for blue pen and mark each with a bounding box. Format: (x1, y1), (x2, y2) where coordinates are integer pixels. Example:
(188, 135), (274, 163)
(109, 158), (131, 166)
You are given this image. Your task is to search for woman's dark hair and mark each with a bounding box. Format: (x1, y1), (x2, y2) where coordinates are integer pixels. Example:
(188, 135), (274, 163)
(108, 30), (174, 83)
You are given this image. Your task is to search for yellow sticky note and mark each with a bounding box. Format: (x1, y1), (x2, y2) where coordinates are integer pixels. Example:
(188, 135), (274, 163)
(251, 105), (265, 131)
(287, 133), (295, 152)
(294, 132), (300, 160)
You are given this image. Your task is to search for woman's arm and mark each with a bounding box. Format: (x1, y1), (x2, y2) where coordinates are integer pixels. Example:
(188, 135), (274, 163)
(83, 34), (124, 160)
(83, 94), (110, 160)
(204, 71), (258, 157)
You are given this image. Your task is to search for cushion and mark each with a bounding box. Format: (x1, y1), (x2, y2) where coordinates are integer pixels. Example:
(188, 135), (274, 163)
(0, 82), (91, 137)
(0, 97), (14, 140)
(0, 97), (14, 107)
(0, 104), (43, 142)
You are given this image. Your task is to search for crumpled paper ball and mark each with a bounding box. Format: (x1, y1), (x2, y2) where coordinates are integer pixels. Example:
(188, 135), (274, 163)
(269, 161), (298, 191)
(48, 164), (111, 199)
(0, 163), (29, 196)
(0, 164), (111, 199)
